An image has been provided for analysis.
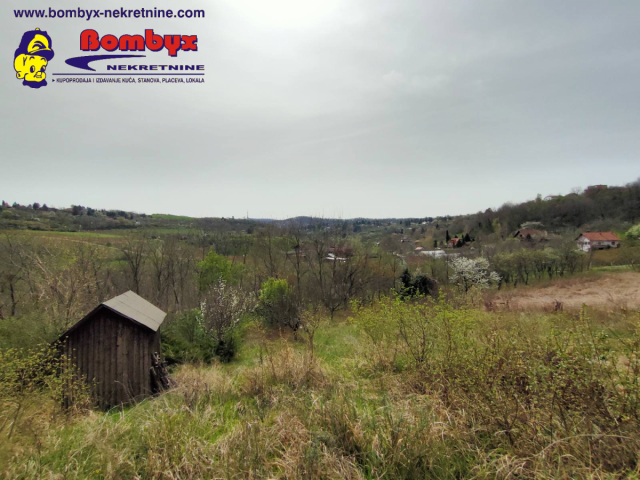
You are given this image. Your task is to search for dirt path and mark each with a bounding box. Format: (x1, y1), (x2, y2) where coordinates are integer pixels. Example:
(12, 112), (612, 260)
(490, 271), (640, 310)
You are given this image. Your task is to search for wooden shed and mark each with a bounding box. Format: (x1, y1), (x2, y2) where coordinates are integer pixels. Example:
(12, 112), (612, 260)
(60, 291), (168, 409)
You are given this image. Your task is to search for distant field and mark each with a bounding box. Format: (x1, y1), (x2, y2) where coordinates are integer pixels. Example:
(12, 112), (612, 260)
(0, 229), (122, 239)
(148, 228), (198, 235)
(491, 271), (640, 310)
(151, 214), (196, 221)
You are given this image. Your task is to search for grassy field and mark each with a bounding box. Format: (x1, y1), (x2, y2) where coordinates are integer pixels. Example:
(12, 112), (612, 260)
(490, 271), (640, 311)
(2, 294), (640, 479)
(150, 214), (197, 221)
(592, 244), (640, 267)
(0, 229), (122, 238)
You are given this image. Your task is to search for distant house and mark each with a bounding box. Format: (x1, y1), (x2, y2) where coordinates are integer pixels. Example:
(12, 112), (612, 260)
(544, 195), (560, 201)
(576, 232), (621, 252)
(325, 253), (347, 262)
(328, 246), (353, 257)
(447, 237), (462, 248)
(414, 246), (424, 254)
(513, 229), (547, 241)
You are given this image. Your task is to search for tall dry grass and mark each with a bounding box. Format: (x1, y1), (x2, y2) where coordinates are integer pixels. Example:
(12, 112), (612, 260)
(2, 300), (640, 479)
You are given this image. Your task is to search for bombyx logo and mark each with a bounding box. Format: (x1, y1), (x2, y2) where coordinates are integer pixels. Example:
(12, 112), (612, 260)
(13, 28), (54, 89)
(80, 30), (198, 57)
(12, 26), (204, 89)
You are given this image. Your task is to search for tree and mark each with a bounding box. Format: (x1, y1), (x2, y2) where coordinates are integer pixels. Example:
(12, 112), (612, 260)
(449, 257), (500, 292)
(446, 230), (451, 243)
(198, 250), (243, 291)
(200, 280), (253, 362)
(119, 232), (148, 294)
(0, 234), (26, 316)
(399, 268), (437, 298)
(285, 222), (308, 301)
(301, 305), (326, 358)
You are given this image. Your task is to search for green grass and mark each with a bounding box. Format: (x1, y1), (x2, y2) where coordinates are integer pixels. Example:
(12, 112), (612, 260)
(150, 214), (197, 221)
(3, 302), (640, 479)
(145, 227), (198, 235)
(313, 321), (361, 367)
(591, 265), (634, 273)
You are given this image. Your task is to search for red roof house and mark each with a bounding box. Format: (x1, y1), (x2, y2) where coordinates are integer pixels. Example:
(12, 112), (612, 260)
(576, 232), (621, 252)
(447, 237), (462, 248)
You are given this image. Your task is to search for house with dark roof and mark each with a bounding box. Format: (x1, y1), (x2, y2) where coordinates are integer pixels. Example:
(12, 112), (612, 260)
(59, 291), (171, 409)
(513, 229), (548, 241)
(576, 232), (621, 252)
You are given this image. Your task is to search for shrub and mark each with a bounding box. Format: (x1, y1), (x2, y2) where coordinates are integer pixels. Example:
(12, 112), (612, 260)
(399, 268), (437, 298)
(353, 297), (640, 474)
(257, 277), (300, 332)
(0, 343), (92, 441)
(626, 224), (640, 239)
(161, 309), (217, 364)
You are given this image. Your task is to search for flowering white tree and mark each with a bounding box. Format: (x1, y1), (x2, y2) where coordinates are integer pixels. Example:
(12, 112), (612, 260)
(200, 280), (254, 343)
(449, 257), (501, 292)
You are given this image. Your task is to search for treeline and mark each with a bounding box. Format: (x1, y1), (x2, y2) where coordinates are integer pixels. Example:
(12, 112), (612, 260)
(490, 246), (586, 286)
(0, 225), (404, 356)
(0, 201), (260, 233)
(447, 180), (640, 239)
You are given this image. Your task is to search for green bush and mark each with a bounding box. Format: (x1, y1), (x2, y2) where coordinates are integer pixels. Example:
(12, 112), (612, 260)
(627, 224), (640, 239)
(0, 313), (60, 350)
(257, 277), (300, 331)
(161, 309), (217, 364)
(0, 343), (93, 438)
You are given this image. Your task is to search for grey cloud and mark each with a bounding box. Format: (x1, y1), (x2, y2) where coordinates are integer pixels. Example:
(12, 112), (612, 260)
(1, 0), (638, 218)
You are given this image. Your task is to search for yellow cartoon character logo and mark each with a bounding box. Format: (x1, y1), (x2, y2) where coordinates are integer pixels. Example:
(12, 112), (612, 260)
(14, 28), (54, 89)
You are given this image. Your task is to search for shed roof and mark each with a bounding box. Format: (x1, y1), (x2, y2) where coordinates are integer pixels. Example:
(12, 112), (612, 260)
(102, 291), (167, 332)
(578, 232), (621, 242)
(60, 291), (167, 339)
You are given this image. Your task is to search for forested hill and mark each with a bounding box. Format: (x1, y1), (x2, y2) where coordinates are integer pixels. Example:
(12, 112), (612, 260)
(436, 181), (640, 240)
(1, 180), (639, 235)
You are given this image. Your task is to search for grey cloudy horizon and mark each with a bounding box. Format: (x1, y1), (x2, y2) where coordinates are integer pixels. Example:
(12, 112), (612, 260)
(1, 0), (639, 219)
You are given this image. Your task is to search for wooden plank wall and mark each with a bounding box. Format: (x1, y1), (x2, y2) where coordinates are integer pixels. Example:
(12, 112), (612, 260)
(63, 308), (159, 409)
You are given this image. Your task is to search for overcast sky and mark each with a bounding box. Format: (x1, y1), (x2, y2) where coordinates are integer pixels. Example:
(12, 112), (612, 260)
(1, 0), (639, 219)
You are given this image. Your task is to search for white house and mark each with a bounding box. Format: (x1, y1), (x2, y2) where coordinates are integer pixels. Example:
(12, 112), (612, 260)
(575, 232), (621, 252)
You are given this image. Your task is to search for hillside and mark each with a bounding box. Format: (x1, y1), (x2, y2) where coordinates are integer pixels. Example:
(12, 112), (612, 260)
(1, 182), (640, 479)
